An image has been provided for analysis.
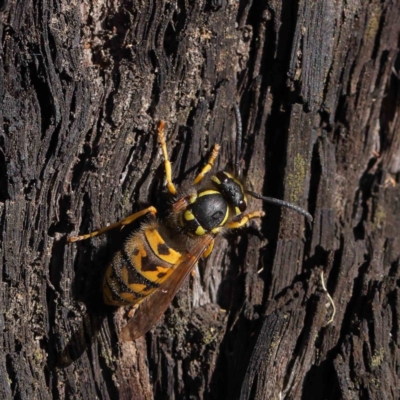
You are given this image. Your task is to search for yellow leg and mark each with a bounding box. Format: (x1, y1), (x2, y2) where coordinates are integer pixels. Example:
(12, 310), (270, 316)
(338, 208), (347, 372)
(68, 206), (157, 243)
(202, 239), (215, 258)
(193, 144), (221, 185)
(191, 240), (215, 277)
(225, 211), (265, 230)
(158, 121), (177, 195)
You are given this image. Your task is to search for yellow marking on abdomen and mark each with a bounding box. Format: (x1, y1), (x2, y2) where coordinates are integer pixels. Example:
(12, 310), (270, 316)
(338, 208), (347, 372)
(119, 292), (143, 304)
(144, 228), (182, 265)
(140, 267), (174, 284)
(124, 236), (176, 284)
(103, 267), (134, 306)
(127, 282), (157, 295)
(131, 247), (172, 282)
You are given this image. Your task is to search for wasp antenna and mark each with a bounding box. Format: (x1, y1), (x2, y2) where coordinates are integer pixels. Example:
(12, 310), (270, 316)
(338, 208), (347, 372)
(246, 190), (313, 222)
(233, 104), (243, 178)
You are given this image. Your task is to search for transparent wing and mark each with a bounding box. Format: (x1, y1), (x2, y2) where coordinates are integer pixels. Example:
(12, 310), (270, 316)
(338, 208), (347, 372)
(120, 235), (214, 341)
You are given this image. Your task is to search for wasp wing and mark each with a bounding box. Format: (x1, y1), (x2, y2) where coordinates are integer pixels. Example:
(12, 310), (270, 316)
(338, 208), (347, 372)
(121, 235), (214, 341)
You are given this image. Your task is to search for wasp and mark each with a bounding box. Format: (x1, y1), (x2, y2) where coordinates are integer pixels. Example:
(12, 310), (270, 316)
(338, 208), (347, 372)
(68, 106), (312, 341)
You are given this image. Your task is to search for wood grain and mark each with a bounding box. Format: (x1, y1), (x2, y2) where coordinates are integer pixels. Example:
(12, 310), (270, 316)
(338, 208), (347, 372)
(0, 0), (399, 398)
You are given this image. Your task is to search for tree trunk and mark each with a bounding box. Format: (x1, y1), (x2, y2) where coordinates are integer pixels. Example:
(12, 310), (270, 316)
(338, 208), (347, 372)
(1, 0), (400, 399)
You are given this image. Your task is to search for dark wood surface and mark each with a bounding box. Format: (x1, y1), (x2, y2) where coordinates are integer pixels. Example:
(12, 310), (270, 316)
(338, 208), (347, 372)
(1, 0), (400, 399)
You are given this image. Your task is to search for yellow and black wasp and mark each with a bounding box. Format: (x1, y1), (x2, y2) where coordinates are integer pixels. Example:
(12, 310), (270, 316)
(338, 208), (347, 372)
(68, 106), (312, 341)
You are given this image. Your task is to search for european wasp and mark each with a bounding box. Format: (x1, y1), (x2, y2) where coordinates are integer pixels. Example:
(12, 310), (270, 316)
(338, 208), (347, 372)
(68, 106), (312, 341)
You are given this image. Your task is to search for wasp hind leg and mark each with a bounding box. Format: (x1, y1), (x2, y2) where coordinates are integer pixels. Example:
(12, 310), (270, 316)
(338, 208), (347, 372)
(158, 121), (178, 195)
(193, 144), (220, 185)
(68, 206), (157, 243)
(225, 211), (265, 230)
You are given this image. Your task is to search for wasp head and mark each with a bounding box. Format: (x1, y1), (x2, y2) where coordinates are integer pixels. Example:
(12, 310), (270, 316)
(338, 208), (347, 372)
(211, 171), (247, 216)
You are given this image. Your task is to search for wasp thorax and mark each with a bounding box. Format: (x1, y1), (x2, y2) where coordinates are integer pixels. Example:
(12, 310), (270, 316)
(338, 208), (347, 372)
(211, 171), (247, 215)
(180, 190), (229, 236)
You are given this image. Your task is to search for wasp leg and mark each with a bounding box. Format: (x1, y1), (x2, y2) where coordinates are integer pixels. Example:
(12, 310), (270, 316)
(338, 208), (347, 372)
(225, 211), (265, 230)
(127, 303), (140, 318)
(68, 206), (157, 243)
(193, 144), (221, 185)
(191, 239), (215, 277)
(158, 121), (177, 195)
(172, 196), (190, 213)
(202, 239), (215, 258)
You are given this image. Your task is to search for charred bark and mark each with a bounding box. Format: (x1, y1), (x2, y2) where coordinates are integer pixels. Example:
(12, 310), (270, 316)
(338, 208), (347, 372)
(1, 0), (400, 399)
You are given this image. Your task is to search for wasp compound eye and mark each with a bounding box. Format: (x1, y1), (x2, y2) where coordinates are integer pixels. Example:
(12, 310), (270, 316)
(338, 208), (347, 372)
(238, 199), (246, 213)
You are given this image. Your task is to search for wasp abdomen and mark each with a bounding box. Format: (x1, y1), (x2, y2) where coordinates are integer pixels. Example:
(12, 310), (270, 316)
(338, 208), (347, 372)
(103, 225), (182, 306)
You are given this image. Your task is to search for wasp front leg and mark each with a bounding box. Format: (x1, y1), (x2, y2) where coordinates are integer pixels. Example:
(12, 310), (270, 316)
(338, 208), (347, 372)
(193, 144), (220, 185)
(68, 206), (157, 243)
(225, 211), (265, 230)
(157, 121), (178, 196)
